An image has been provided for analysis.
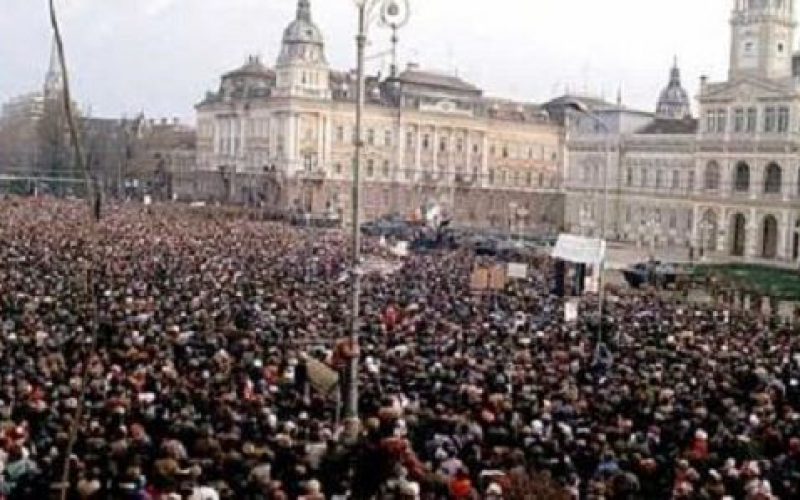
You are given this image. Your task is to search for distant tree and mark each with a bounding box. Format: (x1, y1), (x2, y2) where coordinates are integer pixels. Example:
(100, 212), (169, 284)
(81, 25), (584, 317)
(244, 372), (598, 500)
(0, 113), (40, 176)
(36, 94), (72, 190)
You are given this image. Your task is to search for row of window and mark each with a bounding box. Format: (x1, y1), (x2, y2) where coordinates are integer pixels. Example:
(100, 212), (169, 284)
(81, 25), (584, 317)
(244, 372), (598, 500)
(705, 106), (790, 134)
(620, 166), (696, 191)
(703, 161), (787, 193)
(623, 207), (694, 232)
(615, 162), (797, 195)
(330, 161), (556, 187)
(334, 126), (556, 161)
(579, 204), (693, 232)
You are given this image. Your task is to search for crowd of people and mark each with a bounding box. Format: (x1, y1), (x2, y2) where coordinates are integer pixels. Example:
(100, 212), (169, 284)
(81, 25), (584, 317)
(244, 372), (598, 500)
(1, 197), (800, 499)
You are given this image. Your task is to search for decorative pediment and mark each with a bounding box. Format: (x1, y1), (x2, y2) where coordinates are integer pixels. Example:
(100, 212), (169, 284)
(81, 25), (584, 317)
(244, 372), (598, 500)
(701, 77), (797, 103)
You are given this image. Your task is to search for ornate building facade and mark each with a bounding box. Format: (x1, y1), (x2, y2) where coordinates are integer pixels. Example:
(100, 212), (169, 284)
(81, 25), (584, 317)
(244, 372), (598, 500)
(564, 0), (800, 265)
(194, 0), (564, 230)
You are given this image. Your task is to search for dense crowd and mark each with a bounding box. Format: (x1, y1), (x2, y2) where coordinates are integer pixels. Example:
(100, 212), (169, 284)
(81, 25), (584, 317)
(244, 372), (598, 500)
(1, 197), (800, 499)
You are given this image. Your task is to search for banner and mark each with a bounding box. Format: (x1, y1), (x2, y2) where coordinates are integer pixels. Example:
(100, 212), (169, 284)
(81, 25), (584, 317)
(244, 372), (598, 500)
(565, 299), (579, 323)
(489, 264), (507, 291)
(551, 234), (606, 265)
(306, 358), (339, 397)
(471, 264), (507, 292)
(470, 266), (490, 291)
(391, 241), (410, 258)
(507, 263), (528, 280)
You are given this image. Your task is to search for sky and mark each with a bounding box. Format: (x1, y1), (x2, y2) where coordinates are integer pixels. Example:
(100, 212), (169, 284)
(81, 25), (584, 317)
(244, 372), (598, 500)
(0, 0), (734, 123)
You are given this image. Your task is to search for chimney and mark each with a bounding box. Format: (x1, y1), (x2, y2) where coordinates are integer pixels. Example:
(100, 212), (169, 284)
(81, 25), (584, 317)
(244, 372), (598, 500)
(698, 75), (708, 97)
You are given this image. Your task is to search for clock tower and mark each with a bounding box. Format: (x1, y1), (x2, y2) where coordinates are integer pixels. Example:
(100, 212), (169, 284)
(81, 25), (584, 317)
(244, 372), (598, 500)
(729, 0), (796, 81)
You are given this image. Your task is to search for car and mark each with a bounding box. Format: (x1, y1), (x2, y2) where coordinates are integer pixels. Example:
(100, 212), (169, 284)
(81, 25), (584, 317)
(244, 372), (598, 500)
(622, 260), (683, 289)
(360, 214), (412, 238)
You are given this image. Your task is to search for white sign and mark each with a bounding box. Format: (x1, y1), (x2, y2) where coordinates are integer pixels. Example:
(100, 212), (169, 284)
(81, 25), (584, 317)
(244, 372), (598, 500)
(391, 241), (410, 258)
(143, 195), (152, 206)
(507, 263), (528, 279)
(565, 299), (579, 323)
(585, 266), (599, 294)
(552, 234), (606, 266)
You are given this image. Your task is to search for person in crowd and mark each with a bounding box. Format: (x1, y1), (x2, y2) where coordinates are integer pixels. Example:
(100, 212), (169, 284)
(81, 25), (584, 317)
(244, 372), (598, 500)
(0, 197), (798, 499)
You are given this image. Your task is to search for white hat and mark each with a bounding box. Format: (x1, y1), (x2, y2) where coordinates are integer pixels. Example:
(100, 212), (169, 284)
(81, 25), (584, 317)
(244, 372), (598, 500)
(398, 481), (420, 496)
(486, 483), (503, 495)
(306, 479), (321, 494)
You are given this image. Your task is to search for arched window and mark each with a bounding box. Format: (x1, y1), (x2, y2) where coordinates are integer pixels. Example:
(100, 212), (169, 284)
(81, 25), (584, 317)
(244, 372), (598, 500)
(704, 161), (721, 190)
(764, 163), (782, 194)
(734, 162), (750, 192)
(797, 168), (800, 195)
(762, 214), (779, 258)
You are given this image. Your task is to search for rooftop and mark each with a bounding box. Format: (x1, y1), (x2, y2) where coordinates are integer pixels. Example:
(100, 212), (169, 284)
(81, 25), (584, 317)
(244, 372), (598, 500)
(397, 68), (482, 95)
(637, 117), (698, 135)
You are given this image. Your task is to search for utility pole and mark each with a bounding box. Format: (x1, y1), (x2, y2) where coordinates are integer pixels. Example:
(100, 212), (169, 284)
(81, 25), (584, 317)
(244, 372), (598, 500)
(347, 0), (410, 439)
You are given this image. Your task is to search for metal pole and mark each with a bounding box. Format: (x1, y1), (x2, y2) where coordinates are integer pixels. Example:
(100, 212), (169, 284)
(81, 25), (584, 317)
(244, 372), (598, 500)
(347, 3), (367, 426)
(595, 126), (610, 357)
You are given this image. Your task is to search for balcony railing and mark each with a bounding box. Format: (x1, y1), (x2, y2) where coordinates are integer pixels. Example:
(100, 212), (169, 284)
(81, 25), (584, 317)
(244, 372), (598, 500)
(297, 169), (327, 181)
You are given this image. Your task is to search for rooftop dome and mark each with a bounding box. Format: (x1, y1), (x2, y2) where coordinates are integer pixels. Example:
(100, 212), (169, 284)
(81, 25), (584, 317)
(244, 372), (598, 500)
(277, 0), (326, 66)
(223, 56), (272, 79)
(656, 59), (691, 120)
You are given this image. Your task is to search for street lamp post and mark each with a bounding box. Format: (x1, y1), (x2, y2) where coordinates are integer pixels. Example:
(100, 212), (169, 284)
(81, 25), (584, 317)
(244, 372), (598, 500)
(348, 0), (409, 436)
(564, 100), (611, 360)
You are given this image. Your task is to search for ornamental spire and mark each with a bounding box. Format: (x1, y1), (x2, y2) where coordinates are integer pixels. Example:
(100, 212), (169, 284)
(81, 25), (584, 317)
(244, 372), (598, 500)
(297, 0), (311, 22)
(670, 56), (681, 86)
(44, 36), (64, 98)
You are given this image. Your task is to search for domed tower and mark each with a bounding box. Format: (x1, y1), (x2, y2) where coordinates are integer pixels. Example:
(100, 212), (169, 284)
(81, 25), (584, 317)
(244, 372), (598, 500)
(656, 59), (692, 119)
(274, 0), (330, 99)
(730, 0), (796, 81)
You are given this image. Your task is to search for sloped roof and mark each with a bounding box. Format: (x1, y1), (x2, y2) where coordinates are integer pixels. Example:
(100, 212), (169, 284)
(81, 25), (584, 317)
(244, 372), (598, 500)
(545, 94), (620, 111)
(637, 118), (698, 135)
(398, 69), (482, 94)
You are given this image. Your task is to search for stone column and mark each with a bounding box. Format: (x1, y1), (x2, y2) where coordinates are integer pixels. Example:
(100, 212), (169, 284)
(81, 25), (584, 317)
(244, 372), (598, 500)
(286, 113), (297, 173)
(751, 162), (762, 202)
(482, 134), (489, 188)
(780, 210), (791, 260)
(465, 130), (471, 176)
(317, 113), (324, 169)
(325, 114), (333, 169)
(397, 121), (405, 184)
(746, 207), (758, 259)
(213, 121), (220, 155)
(722, 159), (732, 198)
(415, 124), (422, 178)
(228, 118), (235, 157)
(691, 205), (701, 247)
(432, 126), (439, 175)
